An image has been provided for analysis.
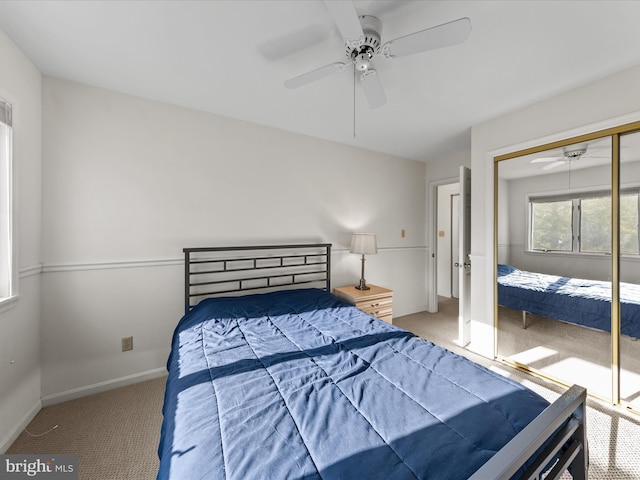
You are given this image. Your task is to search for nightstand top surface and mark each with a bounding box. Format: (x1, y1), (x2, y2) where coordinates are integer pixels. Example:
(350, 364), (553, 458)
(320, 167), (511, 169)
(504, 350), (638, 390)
(333, 284), (392, 300)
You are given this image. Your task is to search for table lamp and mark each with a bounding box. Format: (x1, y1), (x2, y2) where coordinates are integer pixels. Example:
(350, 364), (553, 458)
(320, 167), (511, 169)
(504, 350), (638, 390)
(350, 233), (377, 290)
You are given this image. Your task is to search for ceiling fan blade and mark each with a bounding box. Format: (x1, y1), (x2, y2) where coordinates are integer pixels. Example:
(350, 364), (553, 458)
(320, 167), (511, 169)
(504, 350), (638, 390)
(541, 161), (566, 170)
(284, 62), (348, 89)
(323, 0), (364, 47)
(530, 156), (564, 163)
(382, 17), (471, 59)
(360, 69), (386, 109)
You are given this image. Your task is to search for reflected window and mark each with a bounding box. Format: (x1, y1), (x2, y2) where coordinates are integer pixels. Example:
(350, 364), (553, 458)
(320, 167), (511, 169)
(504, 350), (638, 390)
(529, 189), (640, 255)
(530, 199), (573, 252)
(580, 195), (611, 253)
(621, 192), (640, 254)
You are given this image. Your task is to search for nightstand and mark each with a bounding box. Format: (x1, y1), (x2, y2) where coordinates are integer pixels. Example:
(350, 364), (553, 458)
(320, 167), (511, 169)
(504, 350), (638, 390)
(333, 284), (393, 324)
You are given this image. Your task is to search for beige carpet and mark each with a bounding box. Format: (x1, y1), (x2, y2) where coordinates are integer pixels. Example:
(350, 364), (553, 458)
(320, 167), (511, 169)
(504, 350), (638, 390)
(7, 377), (165, 480)
(7, 299), (640, 479)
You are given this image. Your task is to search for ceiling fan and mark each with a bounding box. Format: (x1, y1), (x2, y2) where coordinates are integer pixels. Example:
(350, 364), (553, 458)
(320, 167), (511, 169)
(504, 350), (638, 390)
(284, 1), (472, 109)
(530, 142), (611, 171)
(530, 145), (589, 171)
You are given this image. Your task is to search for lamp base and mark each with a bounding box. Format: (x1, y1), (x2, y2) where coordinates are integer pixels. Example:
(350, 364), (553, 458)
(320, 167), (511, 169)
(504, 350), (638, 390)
(355, 279), (370, 290)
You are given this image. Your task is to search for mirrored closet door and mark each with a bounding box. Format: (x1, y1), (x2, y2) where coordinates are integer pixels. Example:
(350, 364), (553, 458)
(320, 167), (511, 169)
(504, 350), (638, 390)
(496, 136), (613, 401)
(619, 130), (640, 409)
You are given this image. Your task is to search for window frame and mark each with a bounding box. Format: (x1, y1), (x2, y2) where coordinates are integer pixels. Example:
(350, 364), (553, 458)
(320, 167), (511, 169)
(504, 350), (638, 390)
(527, 187), (640, 257)
(528, 196), (574, 253)
(0, 96), (17, 310)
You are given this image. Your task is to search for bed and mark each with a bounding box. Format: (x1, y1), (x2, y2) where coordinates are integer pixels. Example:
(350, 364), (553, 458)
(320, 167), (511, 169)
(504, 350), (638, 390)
(497, 263), (640, 338)
(157, 245), (588, 480)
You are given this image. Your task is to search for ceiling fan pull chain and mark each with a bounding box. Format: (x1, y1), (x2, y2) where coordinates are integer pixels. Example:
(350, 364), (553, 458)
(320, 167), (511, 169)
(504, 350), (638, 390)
(569, 160), (573, 190)
(353, 65), (357, 138)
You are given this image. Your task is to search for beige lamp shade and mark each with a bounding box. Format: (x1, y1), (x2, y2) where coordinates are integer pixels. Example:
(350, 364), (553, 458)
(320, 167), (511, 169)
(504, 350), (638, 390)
(350, 233), (377, 255)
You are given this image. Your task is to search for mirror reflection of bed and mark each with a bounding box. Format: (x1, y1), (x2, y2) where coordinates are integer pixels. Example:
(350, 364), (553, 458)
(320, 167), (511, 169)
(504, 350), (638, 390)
(496, 129), (640, 408)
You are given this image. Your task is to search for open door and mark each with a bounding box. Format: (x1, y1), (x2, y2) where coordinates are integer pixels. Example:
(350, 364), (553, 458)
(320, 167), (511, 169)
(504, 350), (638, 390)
(458, 166), (471, 346)
(451, 194), (460, 298)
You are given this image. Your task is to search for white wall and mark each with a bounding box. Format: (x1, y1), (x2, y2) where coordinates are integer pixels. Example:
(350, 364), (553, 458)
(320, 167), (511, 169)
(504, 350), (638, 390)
(471, 64), (640, 357)
(40, 77), (427, 402)
(0, 30), (42, 451)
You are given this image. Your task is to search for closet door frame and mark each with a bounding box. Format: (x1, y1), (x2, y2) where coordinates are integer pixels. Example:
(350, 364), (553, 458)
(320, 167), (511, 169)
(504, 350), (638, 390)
(494, 120), (640, 408)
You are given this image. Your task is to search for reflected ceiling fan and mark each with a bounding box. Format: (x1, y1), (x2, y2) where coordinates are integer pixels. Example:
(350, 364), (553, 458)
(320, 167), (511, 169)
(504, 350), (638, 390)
(284, 1), (472, 109)
(530, 142), (610, 171)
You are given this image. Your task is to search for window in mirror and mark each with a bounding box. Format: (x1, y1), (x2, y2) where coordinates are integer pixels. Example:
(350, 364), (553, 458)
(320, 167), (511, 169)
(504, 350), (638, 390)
(581, 190), (639, 254)
(530, 199), (572, 252)
(580, 194), (612, 253)
(620, 191), (640, 255)
(528, 189), (639, 255)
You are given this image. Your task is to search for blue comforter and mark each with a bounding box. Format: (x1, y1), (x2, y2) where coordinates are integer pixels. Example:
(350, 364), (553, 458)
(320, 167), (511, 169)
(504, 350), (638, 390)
(157, 288), (549, 479)
(497, 264), (640, 338)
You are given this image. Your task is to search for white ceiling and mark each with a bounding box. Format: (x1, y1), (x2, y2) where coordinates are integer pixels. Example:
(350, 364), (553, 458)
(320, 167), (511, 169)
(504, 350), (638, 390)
(2, 0), (640, 162)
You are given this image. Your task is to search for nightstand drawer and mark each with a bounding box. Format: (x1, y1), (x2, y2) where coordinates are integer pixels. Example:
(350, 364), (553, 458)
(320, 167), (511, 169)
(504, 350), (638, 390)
(355, 297), (393, 314)
(361, 305), (392, 319)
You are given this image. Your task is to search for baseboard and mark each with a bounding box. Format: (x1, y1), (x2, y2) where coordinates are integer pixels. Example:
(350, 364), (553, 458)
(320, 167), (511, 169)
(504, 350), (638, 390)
(41, 367), (168, 407)
(0, 399), (42, 453)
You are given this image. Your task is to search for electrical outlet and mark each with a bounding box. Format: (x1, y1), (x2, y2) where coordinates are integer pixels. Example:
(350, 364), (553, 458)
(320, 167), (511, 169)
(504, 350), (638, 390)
(401, 229), (405, 238)
(121, 336), (133, 352)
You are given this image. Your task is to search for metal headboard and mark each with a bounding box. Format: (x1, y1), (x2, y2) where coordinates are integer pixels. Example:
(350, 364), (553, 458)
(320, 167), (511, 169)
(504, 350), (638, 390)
(183, 243), (332, 313)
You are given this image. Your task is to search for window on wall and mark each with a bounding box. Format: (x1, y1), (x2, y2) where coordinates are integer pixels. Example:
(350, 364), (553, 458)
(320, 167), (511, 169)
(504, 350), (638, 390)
(529, 190), (640, 255)
(0, 98), (14, 302)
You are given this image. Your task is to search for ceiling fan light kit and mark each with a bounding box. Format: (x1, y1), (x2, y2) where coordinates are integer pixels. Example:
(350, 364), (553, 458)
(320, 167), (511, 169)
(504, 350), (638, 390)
(283, 0), (472, 109)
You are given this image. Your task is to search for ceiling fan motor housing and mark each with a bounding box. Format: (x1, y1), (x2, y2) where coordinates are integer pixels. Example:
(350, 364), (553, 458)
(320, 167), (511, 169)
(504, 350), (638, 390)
(564, 145), (587, 159)
(346, 15), (382, 71)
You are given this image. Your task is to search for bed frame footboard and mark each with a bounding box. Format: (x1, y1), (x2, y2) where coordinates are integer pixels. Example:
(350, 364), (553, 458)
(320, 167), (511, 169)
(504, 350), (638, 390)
(469, 384), (587, 480)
